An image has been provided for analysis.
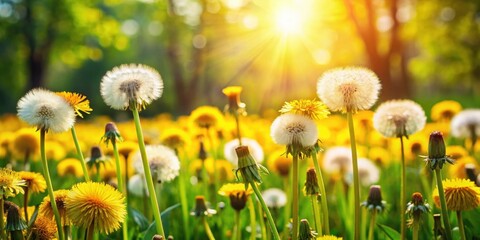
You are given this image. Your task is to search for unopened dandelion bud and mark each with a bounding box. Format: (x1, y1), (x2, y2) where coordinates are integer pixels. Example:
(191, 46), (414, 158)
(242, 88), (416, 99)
(361, 185), (386, 212)
(102, 122), (123, 146)
(198, 141), (208, 161)
(4, 201), (27, 233)
(299, 219), (317, 240)
(465, 163), (477, 183)
(90, 146), (103, 160)
(190, 196), (217, 217)
(152, 235), (164, 240)
(425, 131), (454, 170)
(235, 146), (269, 189)
(406, 192), (430, 227)
(304, 168), (320, 196)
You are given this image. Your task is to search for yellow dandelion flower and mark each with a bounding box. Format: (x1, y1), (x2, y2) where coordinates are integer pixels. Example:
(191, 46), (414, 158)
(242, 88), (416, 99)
(218, 183), (253, 211)
(448, 156), (478, 179)
(432, 178), (480, 211)
(0, 168), (26, 198)
(189, 106), (225, 129)
(190, 158), (234, 183)
(31, 216), (57, 240)
(431, 100), (462, 122)
(66, 182), (126, 234)
(446, 145), (468, 160)
(367, 146), (392, 166)
(56, 91), (93, 118)
(18, 171), (46, 194)
(317, 235), (343, 240)
(160, 127), (191, 150)
(117, 140), (138, 160)
(57, 158), (84, 178)
(267, 149), (292, 177)
(10, 128), (39, 159)
(39, 189), (70, 225)
(222, 86), (246, 114)
(45, 140), (67, 160)
(279, 99), (330, 120)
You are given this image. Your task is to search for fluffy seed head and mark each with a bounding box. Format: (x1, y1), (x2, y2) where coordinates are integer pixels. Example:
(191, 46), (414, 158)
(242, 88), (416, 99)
(261, 188), (287, 208)
(373, 99), (426, 138)
(450, 109), (480, 139)
(100, 64), (163, 110)
(224, 138), (264, 166)
(270, 113), (318, 148)
(317, 67), (381, 113)
(17, 88), (75, 132)
(133, 145), (180, 183)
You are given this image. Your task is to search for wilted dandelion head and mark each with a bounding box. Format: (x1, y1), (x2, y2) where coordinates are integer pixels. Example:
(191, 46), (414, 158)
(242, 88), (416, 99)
(39, 189), (70, 224)
(189, 106), (225, 129)
(17, 88), (75, 133)
(322, 146), (352, 174)
(100, 64), (163, 110)
(450, 109), (480, 139)
(261, 188), (287, 208)
(133, 145), (180, 183)
(55, 91), (93, 118)
(31, 216), (57, 240)
(432, 178), (480, 211)
(270, 113), (318, 150)
(18, 171), (46, 194)
(0, 168), (25, 198)
(279, 99), (330, 120)
(66, 181), (126, 234)
(373, 99), (426, 138)
(224, 138), (264, 166)
(317, 67), (381, 113)
(431, 100), (462, 122)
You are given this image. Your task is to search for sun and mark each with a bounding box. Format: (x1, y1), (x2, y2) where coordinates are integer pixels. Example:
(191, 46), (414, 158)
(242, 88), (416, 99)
(274, 7), (304, 35)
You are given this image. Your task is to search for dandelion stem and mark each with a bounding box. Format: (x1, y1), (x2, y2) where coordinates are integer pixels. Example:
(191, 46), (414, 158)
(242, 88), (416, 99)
(399, 136), (406, 240)
(71, 127), (90, 182)
(40, 129), (65, 240)
(112, 141), (128, 240)
(248, 198), (256, 240)
(292, 155), (299, 240)
(311, 196), (322, 236)
(282, 177), (291, 240)
(131, 107), (165, 237)
(234, 114), (242, 146)
(202, 217), (215, 240)
(177, 153), (190, 240)
(311, 152), (330, 234)
(456, 211), (466, 240)
(23, 187), (29, 223)
(257, 200), (267, 240)
(250, 181), (281, 240)
(206, 128), (218, 205)
(434, 168), (452, 240)
(347, 111), (361, 240)
(412, 221), (419, 240)
(368, 209), (376, 240)
(0, 197), (5, 240)
(234, 210), (242, 240)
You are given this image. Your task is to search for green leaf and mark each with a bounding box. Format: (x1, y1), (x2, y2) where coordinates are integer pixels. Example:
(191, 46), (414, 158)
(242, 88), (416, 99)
(141, 203), (182, 239)
(377, 224), (401, 240)
(130, 208), (149, 231)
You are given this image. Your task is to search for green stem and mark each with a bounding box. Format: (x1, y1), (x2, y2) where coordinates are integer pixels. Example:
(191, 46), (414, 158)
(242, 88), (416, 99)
(206, 128), (218, 205)
(311, 152), (330, 234)
(202, 217), (215, 240)
(282, 177), (291, 240)
(23, 187), (29, 223)
(412, 222), (419, 240)
(234, 114), (242, 146)
(131, 107), (165, 237)
(368, 210), (376, 240)
(434, 168), (452, 240)
(457, 211), (466, 240)
(258, 201), (267, 240)
(40, 129), (65, 240)
(63, 225), (71, 240)
(248, 198), (256, 240)
(177, 157), (190, 240)
(112, 141), (128, 240)
(347, 112), (361, 240)
(400, 137), (406, 240)
(292, 155), (299, 240)
(235, 210), (242, 240)
(0, 197), (5, 240)
(71, 127), (90, 182)
(250, 182), (281, 240)
(311, 196), (322, 236)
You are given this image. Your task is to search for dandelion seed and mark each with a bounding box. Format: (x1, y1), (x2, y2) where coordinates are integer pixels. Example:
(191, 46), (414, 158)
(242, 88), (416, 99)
(132, 145), (180, 183)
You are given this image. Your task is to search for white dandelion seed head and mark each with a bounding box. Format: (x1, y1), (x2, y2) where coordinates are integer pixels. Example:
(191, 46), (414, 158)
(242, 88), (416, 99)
(100, 64), (163, 110)
(261, 188), (287, 208)
(373, 99), (426, 138)
(451, 109), (480, 139)
(270, 113), (318, 147)
(128, 174), (148, 197)
(224, 138), (264, 166)
(317, 67), (381, 113)
(133, 145), (180, 183)
(322, 146), (352, 174)
(344, 158), (380, 186)
(17, 88), (75, 133)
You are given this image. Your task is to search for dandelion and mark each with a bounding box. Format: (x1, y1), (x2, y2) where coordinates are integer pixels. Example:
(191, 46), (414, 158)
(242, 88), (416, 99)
(406, 192), (430, 240)
(450, 109), (480, 153)
(261, 188), (287, 209)
(160, 127), (190, 151)
(299, 219), (317, 240)
(39, 189), (70, 226)
(132, 145), (180, 183)
(373, 100), (426, 138)
(4, 201), (27, 238)
(100, 64), (163, 110)
(431, 100), (462, 122)
(0, 168), (25, 198)
(317, 66), (381, 240)
(127, 174), (148, 197)
(223, 86), (246, 116)
(19, 171), (46, 222)
(190, 196), (216, 240)
(30, 216), (57, 240)
(322, 146), (352, 175)
(345, 158), (380, 187)
(432, 178), (480, 240)
(304, 168), (323, 235)
(224, 138), (264, 166)
(218, 183), (253, 240)
(17, 88), (75, 133)
(66, 182), (126, 237)
(55, 91), (93, 118)
(57, 158), (84, 178)
(267, 149), (292, 178)
(189, 106), (225, 129)
(279, 99), (330, 120)
(317, 236), (343, 240)
(11, 128), (39, 170)
(361, 185), (386, 240)
(270, 113), (318, 156)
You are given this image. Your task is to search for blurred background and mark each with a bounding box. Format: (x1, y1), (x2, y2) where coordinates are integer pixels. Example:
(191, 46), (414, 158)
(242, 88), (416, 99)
(0, 0), (479, 117)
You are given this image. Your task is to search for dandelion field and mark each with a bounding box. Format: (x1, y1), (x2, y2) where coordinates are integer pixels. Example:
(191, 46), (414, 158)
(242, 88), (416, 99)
(0, 64), (479, 240)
